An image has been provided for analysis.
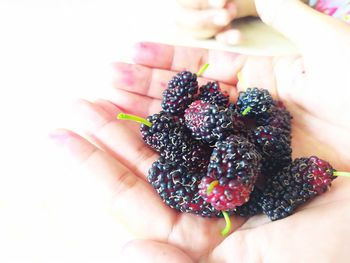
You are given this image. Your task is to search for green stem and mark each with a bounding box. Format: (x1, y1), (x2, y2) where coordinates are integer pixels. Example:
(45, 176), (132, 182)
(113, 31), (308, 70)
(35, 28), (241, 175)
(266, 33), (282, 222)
(196, 63), (209, 77)
(207, 180), (219, 195)
(221, 211), (231, 236)
(242, 106), (252, 116)
(117, 113), (152, 127)
(333, 171), (350, 177)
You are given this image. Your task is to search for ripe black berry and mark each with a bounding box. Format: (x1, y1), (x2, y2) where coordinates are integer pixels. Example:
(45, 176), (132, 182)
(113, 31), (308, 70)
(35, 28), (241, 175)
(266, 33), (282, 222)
(184, 100), (246, 144)
(234, 188), (262, 217)
(237, 88), (274, 117)
(140, 111), (189, 154)
(249, 125), (292, 176)
(148, 158), (221, 217)
(199, 136), (262, 210)
(260, 156), (336, 221)
(197, 81), (229, 107)
(256, 101), (292, 132)
(162, 71), (198, 115)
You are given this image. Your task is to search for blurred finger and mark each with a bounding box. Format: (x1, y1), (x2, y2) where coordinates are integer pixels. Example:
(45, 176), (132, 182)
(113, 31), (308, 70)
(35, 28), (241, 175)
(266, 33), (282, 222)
(49, 128), (176, 240)
(176, 0), (227, 9)
(255, 0), (350, 52)
(132, 42), (246, 84)
(73, 99), (158, 178)
(176, 3), (237, 38)
(107, 88), (162, 117)
(216, 28), (242, 45)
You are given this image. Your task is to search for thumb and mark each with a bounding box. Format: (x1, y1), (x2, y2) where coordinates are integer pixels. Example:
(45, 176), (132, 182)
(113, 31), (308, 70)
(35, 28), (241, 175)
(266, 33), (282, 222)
(255, 0), (350, 53)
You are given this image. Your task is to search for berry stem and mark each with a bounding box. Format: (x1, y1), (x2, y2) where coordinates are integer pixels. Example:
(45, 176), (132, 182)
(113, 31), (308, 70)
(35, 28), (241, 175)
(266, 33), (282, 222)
(221, 211), (231, 236)
(242, 106), (252, 116)
(207, 180), (219, 195)
(333, 171), (350, 177)
(117, 113), (152, 127)
(196, 63), (209, 77)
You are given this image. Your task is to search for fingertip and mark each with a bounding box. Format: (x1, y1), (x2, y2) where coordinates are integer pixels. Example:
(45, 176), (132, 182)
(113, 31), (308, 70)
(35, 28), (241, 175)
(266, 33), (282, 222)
(216, 29), (242, 45)
(209, 0), (227, 9)
(48, 128), (76, 147)
(212, 11), (232, 26)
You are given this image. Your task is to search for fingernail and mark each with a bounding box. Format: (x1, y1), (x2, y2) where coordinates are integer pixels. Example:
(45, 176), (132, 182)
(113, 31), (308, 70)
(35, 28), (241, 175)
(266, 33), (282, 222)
(48, 130), (70, 147)
(216, 29), (242, 45)
(216, 33), (226, 43)
(209, 0), (226, 8)
(213, 12), (231, 26)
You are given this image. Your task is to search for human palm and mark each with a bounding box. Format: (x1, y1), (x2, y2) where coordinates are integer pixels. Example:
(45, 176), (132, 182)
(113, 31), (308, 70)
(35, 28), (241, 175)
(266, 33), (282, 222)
(51, 38), (350, 262)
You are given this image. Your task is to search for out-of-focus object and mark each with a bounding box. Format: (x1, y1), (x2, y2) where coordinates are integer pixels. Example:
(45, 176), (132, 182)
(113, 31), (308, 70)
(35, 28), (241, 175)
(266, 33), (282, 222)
(309, 0), (350, 23)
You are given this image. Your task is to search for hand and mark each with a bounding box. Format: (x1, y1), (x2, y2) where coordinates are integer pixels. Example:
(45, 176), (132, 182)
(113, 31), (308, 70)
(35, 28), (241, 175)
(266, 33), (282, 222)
(50, 1), (350, 262)
(175, 0), (257, 43)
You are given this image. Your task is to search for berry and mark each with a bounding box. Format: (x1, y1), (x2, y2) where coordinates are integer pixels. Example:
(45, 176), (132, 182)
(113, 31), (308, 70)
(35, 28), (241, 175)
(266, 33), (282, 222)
(249, 125), (292, 175)
(182, 141), (212, 174)
(161, 140), (211, 173)
(199, 176), (253, 210)
(256, 101), (292, 132)
(197, 81), (229, 107)
(208, 136), (261, 184)
(148, 158), (222, 217)
(260, 156), (336, 221)
(162, 71), (198, 115)
(184, 100), (246, 144)
(234, 188), (263, 217)
(140, 111), (189, 154)
(237, 88), (274, 117)
(199, 136), (262, 210)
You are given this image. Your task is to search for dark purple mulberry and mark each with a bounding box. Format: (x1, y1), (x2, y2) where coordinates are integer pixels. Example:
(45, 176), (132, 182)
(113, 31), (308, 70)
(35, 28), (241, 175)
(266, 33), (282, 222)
(260, 156), (336, 221)
(198, 136), (262, 211)
(256, 101), (292, 132)
(148, 158), (222, 217)
(234, 188), (263, 217)
(162, 71), (198, 115)
(140, 111), (189, 153)
(249, 125), (292, 176)
(197, 81), (229, 107)
(237, 88), (274, 117)
(184, 100), (246, 144)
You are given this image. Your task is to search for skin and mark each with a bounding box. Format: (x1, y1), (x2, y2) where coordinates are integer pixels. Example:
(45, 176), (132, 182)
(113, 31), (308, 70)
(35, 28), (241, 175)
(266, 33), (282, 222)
(50, 1), (350, 262)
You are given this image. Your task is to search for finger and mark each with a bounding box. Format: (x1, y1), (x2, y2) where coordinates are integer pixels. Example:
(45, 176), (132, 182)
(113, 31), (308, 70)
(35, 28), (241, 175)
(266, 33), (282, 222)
(216, 28), (243, 45)
(238, 56), (278, 98)
(176, 3), (237, 38)
(176, 0), (227, 9)
(255, 0), (350, 52)
(49, 129), (248, 259)
(73, 99), (158, 178)
(121, 239), (194, 263)
(112, 62), (238, 101)
(107, 88), (162, 117)
(49, 128), (176, 240)
(132, 42), (246, 84)
(207, 230), (258, 262)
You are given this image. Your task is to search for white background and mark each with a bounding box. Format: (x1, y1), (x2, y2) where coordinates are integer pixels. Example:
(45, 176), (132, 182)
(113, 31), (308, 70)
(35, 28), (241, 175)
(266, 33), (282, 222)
(0, 1), (295, 262)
